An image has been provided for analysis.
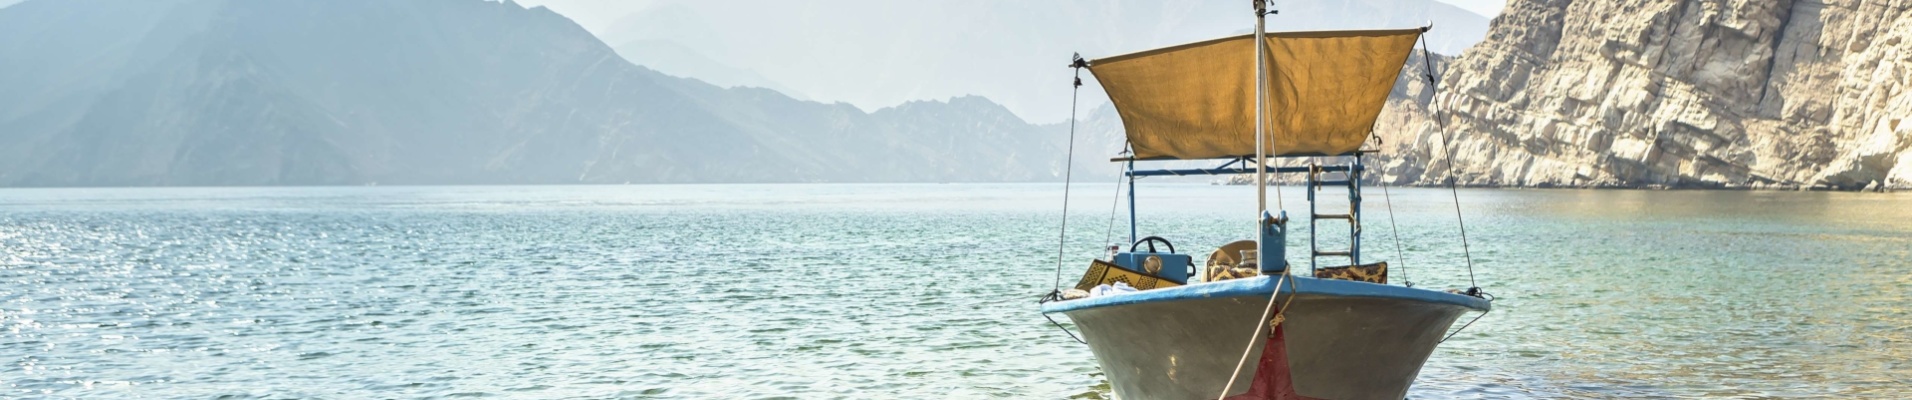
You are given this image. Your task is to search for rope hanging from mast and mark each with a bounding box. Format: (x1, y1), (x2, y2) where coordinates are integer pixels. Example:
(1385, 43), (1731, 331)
(1373, 133), (1412, 288)
(1105, 142), (1131, 250)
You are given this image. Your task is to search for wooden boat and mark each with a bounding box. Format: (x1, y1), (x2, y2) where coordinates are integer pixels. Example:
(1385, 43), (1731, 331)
(1038, 2), (1491, 399)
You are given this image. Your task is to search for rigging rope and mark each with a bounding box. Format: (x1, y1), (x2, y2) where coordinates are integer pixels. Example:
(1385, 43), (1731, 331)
(1439, 291), (1494, 343)
(1049, 55), (1088, 295)
(1418, 36), (1482, 294)
(1039, 55), (1092, 345)
(1262, 157), (1285, 210)
(1104, 143), (1130, 250)
(1376, 138), (1411, 288)
(1419, 34), (1493, 344)
(1042, 312), (1087, 344)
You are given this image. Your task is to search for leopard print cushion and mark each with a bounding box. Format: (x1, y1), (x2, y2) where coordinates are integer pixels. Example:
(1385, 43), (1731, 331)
(1206, 263), (1261, 282)
(1204, 240), (1260, 282)
(1313, 261), (1387, 284)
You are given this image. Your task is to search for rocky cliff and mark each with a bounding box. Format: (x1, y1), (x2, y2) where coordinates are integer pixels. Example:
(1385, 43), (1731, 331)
(1380, 0), (1912, 190)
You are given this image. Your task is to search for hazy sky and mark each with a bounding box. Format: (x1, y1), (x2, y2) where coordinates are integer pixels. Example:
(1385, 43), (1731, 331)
(1431, 0), (1505, 17)
(0, 0), (1508, 123)
(515, 0), (1505, 35)
(514, 0), (1503, 123)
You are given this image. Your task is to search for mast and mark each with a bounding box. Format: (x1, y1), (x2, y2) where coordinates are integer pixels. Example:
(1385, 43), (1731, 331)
(1253, 0), (1268, 267)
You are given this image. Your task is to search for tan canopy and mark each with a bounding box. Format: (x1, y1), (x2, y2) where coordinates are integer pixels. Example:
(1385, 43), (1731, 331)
(1088, 28), (1423, 160)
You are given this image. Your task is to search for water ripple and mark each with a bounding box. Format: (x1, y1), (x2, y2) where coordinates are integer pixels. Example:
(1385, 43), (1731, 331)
(1, 185), (1907, 398)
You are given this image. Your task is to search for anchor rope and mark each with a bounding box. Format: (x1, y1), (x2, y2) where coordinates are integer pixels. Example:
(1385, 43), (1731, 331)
(1217, 269), (1299, 400)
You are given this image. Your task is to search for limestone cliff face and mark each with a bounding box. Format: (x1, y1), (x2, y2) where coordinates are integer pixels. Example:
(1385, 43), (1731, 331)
(1387, 0), (1912, 190)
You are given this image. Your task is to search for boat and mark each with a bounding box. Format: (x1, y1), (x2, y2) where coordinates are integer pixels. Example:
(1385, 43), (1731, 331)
(1037, 2), (1492, 399)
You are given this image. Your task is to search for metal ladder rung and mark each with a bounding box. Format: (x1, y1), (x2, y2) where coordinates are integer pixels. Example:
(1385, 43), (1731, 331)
(1305, 160), (1363, 271)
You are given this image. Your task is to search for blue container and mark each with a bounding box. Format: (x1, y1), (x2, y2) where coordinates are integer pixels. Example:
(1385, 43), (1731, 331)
(1112, 252), (1193, 284)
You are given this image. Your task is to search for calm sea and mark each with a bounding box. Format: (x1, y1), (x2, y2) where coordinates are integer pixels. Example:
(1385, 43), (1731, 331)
(2, 184), (1907, 398)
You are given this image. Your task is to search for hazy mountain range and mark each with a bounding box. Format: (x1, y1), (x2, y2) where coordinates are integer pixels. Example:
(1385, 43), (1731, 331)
(0, 0), (1487, 187)
(0, 0), (1100, 186)
(586, 0), (1490, 123)
(15, 0), (1892, 190)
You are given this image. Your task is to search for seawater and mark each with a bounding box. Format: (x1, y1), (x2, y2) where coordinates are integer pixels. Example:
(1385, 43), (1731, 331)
(2, 184), (1907, 398)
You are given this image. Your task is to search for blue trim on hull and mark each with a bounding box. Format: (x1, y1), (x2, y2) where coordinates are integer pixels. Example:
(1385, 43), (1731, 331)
(1040, 275), (1490, 314)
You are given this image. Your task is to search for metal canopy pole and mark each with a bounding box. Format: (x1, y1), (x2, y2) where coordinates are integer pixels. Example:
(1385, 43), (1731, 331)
(1127, 158), (1138, 244)
(1252, 0), (1268, 268)
(1351, 156), (1363, 265)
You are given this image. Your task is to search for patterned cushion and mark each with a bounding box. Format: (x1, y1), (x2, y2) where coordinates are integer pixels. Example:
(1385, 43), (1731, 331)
(1204, 240), (1261, 282)
(1313, 262), (1387, 284)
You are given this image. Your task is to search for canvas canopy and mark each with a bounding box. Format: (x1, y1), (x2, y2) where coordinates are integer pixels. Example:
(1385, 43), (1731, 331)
(1088, 28), (1424, 160)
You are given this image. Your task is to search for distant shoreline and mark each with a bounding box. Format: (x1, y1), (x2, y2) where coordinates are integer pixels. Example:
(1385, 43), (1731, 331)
(1222, 181), (1904, 193)
(0, 181), (1902, 193)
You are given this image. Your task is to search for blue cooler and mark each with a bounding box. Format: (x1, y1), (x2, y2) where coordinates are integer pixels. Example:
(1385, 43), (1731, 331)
(1111, 251), (1193, 284)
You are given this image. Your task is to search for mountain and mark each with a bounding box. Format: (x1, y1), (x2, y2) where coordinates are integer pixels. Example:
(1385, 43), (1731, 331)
(1377, 0), (1912, 190)
(0, 0), (1090, 186)
(612, 39), (810, 100)
(588, 0), (1492, 123)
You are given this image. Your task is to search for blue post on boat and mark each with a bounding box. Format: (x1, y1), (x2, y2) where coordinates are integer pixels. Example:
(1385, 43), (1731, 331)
(1260, 210), (1287, 273)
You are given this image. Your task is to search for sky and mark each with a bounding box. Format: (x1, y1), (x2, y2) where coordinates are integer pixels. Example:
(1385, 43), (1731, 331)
(0, 0), (1507, 41)
(520, 0), (1506, 123)
(513, 0), (1507, 123)
(515, 0), (1506, 40)
(0, 0), (1508, 123)
(1431, 0), (1505, 18)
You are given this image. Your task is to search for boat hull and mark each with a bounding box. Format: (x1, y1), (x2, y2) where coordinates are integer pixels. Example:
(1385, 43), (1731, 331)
(1043, 276), (1486, 400)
